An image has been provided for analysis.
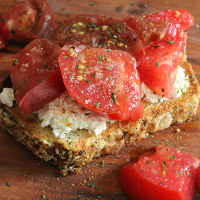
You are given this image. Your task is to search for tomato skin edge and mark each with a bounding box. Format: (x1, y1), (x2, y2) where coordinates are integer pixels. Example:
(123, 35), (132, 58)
(118, 163), (182, 200)
(19, 68), (66, 114)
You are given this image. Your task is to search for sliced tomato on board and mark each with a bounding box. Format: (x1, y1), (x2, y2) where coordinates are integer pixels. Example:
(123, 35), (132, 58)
(9, 38), (66, 114)
(137, 36), (185, 98)
(58, 45), (143, 121)
(57, 14), (144, 60)
(118, 145), (200, 200)
(0, 0), (55, 44)
(123, 9), (194, 45)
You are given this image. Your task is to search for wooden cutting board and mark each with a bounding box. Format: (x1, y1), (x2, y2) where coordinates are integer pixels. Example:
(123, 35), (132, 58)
(0, 0), (200, 199)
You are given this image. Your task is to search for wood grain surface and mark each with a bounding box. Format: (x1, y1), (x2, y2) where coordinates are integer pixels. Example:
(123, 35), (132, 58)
(0, 0), (200, 199)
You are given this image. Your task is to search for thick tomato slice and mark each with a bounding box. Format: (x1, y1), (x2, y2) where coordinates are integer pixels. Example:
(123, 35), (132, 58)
(137, 37), (185, 98)
(0, 0), (55, 44)
(57, 14), (144, 60)
(118, 145), (200, 200)
(123, 9), (193, 45)
(58, 45), (143, 121)
(9, 38), (66, 114)
(123, 15), (169, 46)
(0, 35), (6, 49)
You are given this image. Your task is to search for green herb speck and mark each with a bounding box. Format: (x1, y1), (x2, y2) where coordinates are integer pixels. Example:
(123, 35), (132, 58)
(101, 160), (105, 167)
(95, 102), (100, 107)
(146, 160), (150, 164)
(88, 181), (95, 188)
(111, 91), (116, 103)
(12, 59), (18, 67)
(155, 62), (160, 66)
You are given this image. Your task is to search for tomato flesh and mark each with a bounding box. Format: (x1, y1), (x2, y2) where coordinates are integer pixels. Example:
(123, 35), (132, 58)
(123, 9), (194, 46)
(123, 15), (169, 46)
(9, 38), (66, 114)
(57, 14), (144, 60)
(0, 0), (55, 44)
(59, 45), (143, 121)
(118, 145), (200, 200)
(137, 37), (185, 98)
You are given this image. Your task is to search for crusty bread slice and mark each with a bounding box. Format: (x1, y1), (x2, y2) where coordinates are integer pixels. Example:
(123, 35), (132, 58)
(0, 59), (200, 176)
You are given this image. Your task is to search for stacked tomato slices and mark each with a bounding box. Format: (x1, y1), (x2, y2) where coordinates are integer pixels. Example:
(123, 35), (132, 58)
(0, 1), (194, 121)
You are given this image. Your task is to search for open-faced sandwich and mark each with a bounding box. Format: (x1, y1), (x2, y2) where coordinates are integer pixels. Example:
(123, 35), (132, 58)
(0, 0), (199, 176)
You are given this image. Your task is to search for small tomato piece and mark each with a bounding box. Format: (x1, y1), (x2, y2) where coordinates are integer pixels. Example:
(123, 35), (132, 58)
(118, 145), (200, 200)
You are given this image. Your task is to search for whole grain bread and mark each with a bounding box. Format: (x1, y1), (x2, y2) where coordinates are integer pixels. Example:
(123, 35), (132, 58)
(0, 59), (200, 176)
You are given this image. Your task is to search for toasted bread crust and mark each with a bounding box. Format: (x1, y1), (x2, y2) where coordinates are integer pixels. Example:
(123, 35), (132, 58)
(0, 59), (200, 175)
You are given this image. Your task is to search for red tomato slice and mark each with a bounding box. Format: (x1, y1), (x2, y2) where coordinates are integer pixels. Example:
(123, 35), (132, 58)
(137, 37), (185, 98)
(58, 45), (143, 121)
(0, 35), (6, 49)
(0, 0), (55, 44)
(57, 14), (144, 60)
(118, 145), (200, 200)
(123, 15), (169, 46)
(123, 9), (193, 45)
(9, 38), (66, 114)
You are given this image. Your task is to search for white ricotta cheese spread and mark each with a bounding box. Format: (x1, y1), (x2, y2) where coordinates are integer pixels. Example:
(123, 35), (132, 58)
(0, 88), (15, 107)
(38, 92), (115, 138)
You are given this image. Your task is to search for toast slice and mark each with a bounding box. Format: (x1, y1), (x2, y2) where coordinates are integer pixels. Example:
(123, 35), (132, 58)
(0, 58), (200, 176)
